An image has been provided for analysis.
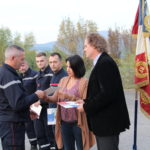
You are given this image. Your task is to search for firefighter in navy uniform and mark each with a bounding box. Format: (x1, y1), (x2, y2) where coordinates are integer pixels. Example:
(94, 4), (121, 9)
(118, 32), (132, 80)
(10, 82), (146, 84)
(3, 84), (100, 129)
(48, 53), (67, 150)
(19, 61), (38, 150)
(34, 52), (54, 150)
(0, 45), (45, 150)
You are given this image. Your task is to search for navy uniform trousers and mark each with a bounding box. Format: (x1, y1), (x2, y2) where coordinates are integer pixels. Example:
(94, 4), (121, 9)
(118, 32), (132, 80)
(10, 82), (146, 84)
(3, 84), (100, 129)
(25, 120), (37, 146)
(34, 105), (54, 150)
(0, 121), (25, 150)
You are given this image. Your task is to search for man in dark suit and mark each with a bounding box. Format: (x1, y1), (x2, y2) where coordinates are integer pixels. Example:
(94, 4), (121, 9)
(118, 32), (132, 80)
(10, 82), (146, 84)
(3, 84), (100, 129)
(77, 33), (130, 150)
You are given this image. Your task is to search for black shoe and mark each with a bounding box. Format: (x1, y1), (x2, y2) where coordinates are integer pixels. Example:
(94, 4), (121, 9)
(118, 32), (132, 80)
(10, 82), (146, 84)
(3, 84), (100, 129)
(31, 145), (38, 150)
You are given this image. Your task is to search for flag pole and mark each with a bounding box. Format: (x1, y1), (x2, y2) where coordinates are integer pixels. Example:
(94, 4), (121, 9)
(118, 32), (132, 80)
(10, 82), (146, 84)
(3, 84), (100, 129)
(133, 90), (138, 150)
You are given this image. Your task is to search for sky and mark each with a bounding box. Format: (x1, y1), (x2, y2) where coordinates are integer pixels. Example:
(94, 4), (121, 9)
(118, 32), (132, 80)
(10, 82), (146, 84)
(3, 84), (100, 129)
(0, 0), (139, 44)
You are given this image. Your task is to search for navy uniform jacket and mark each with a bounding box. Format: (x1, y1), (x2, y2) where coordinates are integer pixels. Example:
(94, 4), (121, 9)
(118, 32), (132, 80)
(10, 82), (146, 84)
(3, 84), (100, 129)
(49, 68), (67, 108)
(0, 64), (39, 122)
(36, 65), (53, 105)
(83, 52), (130, 136)
(20, 68), (37, 95)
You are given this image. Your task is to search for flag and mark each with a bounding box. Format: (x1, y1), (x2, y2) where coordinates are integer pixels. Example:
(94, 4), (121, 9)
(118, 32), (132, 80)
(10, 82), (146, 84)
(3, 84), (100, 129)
(132, 6), (139, 36)
(132, 0), (150, 116)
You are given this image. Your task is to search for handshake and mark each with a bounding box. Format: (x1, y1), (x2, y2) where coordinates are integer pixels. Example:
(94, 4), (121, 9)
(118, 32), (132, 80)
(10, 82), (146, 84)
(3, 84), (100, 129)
(34, 86), (60, 100)
(35, 90), (46, 99)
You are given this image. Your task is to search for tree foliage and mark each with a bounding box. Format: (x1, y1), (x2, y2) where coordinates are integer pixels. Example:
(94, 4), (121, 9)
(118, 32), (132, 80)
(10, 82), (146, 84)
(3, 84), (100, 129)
(56, 17), (98, 56)
(0, 25), (137, 88)
(13, 32), (23, 47)
(0, 27), (12, 64)
(107, 27), (136, 88)
(23, 33), (35, 50)
(55, 17), (98, 70)
(119, 52), (135, 89)
(108, 27), (136, 60)
(108, 28), (120, 59)
(0, 26), (36, 68)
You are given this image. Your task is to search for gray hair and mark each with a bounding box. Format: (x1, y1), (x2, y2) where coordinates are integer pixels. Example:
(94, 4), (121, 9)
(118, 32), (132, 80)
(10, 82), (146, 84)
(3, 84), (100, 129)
(85, 33), (107, 52)
(5, 45), (24, 59)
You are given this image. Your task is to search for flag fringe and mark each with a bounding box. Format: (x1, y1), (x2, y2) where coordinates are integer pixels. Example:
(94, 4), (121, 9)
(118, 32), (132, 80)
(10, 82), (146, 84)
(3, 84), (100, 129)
(140, 107), (150, 118)
(134, 80), (149, 88)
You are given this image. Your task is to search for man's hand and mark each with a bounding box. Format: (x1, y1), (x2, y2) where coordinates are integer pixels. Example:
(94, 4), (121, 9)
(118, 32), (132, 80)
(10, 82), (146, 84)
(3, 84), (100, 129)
(30, 111), (39, 120)
(77, 104), (84, 112)
(32, 100), (40, 107)
(42, 96), (50, 102)
(35, 90), (45, 99)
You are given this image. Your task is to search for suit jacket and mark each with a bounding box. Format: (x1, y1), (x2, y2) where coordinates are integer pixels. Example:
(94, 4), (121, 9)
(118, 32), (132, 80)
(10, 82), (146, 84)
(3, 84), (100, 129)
(83, 52), (130, 137)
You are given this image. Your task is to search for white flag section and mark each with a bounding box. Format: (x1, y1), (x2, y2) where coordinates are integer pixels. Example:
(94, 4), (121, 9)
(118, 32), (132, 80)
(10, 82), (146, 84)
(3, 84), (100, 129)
(145, 37), (150, 64)
(47, 108), (57, 125)
(136, 26), (146, 55)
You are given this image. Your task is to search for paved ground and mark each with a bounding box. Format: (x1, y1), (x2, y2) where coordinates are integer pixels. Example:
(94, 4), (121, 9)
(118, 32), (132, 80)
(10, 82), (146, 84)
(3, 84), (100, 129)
(1, 89), (150, 150)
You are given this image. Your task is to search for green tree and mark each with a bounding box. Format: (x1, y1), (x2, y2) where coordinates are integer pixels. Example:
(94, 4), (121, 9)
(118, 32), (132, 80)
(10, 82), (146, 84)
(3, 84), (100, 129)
(25, 50), (37, 70)
(13, 32), (23, 47)
(119, 52), (135, 89)
(120, 29), (136, 55)
(56, 18), (76, 54)
(13, 32), (37, 70)
(0, 27), (37, 69)
(55, 18), (98, 70)
(108, 28), (120, 59)
(56, 17), (98, 55)
(0, 27), (12, 63)
(23, 32), (36, 50)
(23, 33), (36, 69)
(107, 27), (136, 88)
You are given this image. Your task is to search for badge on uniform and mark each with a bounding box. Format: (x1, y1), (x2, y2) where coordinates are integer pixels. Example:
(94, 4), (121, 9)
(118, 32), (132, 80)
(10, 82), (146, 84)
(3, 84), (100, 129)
(47, 108), (57, 125)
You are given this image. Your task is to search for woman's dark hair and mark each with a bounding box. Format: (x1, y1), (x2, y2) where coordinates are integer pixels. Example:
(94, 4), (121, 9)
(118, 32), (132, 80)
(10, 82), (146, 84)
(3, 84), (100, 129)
(66, 55), (86, 78)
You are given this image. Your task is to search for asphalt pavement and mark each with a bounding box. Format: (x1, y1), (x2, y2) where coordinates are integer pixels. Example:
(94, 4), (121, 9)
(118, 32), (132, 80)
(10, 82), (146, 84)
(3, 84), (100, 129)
(1, 89), (150, 150)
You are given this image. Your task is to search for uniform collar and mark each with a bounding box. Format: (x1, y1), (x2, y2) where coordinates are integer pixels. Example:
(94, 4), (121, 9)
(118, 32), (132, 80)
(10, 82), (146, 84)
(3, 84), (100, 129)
(53, 68), (63, 75)
(40, 65), (51, 74)
(3, 63), (18, 76)
(21, 68), (31, 77)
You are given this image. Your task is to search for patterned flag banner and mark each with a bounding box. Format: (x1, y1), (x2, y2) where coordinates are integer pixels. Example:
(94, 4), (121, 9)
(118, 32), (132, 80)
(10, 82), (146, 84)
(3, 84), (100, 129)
(132, 0), (150, 116)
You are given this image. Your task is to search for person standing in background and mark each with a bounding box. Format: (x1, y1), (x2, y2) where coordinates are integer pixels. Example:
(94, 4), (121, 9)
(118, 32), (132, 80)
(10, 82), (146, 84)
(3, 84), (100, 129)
(77, 33), (130, 150)
(34, 52), (54, 150)
(49, 52), (67, 91)
(48, 52), (67, 150)
(19, 61), (38, 150)
(44, 55), (95, 150)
